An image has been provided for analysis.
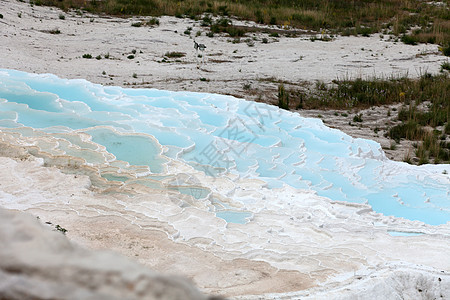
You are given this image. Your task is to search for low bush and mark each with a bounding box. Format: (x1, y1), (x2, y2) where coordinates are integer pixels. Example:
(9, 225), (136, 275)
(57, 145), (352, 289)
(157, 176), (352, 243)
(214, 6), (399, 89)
(443, 44), (450, 57)
(441, 61), (450, 72)
(278, 84), (289, 110)
(401, 34), (418, 45)
(147, 17), (159, 25)
(164, 51), (185, 58)
(388, 121), (423, 141)
(353, 113), (363, 122)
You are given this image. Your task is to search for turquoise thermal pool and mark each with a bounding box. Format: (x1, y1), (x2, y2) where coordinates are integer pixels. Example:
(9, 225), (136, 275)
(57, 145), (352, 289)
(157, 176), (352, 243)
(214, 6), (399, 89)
(387, 231), (425, 237)
(0, 69), (449, 225)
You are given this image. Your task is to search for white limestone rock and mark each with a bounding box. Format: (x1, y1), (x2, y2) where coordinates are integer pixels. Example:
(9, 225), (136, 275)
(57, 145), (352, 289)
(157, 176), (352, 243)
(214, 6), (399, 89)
(0, 207), (209, 300)
(239, 264), (450, 299)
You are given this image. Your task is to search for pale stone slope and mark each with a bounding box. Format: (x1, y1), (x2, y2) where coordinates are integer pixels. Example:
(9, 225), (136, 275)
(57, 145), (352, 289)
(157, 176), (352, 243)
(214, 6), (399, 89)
(0, 207), (208, 300)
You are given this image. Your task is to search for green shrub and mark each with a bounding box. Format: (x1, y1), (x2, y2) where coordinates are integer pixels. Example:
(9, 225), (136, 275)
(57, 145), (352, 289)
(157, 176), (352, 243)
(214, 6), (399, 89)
(255, 10), (264, 24)
(442, 44), (450, 57)
(147, 17), (159, 26)
(48, 28), (61, 34)
(201, 16), (212, 26)
(217, 18), (230, 27)
(278, 84), (289, 110)
(226, 26), (245, 37)
(269, 16), (277, 25)
(291, 13), (314, 25)
(388, 120), (423, 141)
(401, 35), (418, 45)
(397, 108), (411, 121)
(210, 18), (246, 37)
(218, 5), (228, 16)
(164, 51), (185, 58)
(82, 53), (92, 59)
(441, 61), (450, 72)
(353, 113), (363, 122)
(357, 26), (373, 37)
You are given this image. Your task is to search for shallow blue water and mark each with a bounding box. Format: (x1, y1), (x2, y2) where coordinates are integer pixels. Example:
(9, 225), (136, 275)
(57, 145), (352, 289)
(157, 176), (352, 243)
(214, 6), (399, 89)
(0, 69), (449, 225)
(216, 211), (252, 224)
(387, 231), (424, 237)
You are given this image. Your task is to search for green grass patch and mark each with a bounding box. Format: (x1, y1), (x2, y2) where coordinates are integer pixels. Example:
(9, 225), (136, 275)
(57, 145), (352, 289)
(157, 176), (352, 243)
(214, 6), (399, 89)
(293, 73), (449, 163)
(209, 18), (247, 37)
(299, 74), (448, 111)
(401, 34), (418, 45)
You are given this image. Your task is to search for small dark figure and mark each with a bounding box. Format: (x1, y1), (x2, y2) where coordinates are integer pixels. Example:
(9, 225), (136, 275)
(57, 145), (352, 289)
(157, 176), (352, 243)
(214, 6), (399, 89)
(194, 40), (206, 52)
(194, 40), (207, 63)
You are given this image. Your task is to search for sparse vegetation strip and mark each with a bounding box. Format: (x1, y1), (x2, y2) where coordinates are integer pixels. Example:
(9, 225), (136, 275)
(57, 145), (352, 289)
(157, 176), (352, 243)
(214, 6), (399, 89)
(35, 0), (449, 47)
(280, 73), (449, 164)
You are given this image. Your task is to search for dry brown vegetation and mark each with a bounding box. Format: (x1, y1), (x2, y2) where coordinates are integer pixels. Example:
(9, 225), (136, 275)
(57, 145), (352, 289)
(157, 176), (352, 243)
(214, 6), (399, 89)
(34, 0), (449, 48)
(280, 73), (450, 164)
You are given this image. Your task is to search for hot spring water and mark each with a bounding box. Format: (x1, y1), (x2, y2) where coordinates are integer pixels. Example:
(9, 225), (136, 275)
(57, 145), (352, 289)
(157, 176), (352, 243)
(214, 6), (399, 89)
(0, 69), (448, 225)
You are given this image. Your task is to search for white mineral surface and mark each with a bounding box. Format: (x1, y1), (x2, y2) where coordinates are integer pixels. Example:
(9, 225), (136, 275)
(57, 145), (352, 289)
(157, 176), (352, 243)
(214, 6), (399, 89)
(0, 0), (449, 299)
(0, 207), (208, 300)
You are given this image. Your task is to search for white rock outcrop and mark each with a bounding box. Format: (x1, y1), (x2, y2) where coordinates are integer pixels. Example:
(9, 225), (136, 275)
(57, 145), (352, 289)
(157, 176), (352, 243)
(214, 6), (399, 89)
(238, 264), (450, 299)
(0, 207), (209, 300)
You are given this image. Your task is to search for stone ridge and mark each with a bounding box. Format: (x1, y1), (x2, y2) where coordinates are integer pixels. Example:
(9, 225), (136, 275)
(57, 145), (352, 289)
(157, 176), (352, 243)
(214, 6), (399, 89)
(0, 207), (209, 300)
